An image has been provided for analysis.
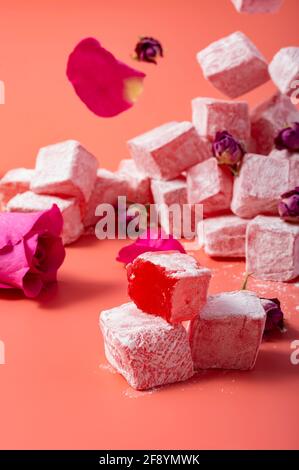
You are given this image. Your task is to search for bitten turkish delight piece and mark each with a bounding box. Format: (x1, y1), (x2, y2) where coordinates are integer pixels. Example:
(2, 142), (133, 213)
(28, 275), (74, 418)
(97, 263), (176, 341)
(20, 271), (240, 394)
(231, 152), (297, 218)
(7, 191), (83, 245)
(127, 252), (211, 324)
(251, 93), (299, 154)
(117, 159), (152, 204)
(0, 168), (34, 206)
(192, 97), (250, 146)
(231, 0), (283, 14)
(269, 47), (299, 96)
(189, 291), (266, 370)
(83, 169), (129, 227)
(187, 158), (233, 216)
(151, 177), (194, 238)
(246, 215), (299, 281)
(196, 31), (269, 99)
(203, 215), (249, 258)
(100, 302), (194, 390)
(127, 121), (210, 180)
(30, 140), (98, 210)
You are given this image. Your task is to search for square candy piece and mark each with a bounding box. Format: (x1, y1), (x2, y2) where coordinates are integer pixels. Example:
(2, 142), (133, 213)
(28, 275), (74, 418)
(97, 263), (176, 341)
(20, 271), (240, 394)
(0, 168), (34, 206)
(231, 152), (297, 218)
(189, 291), (266, 370)
(117, 159), (152, 204)
(197, 31), (269, 98)
(192, 97), (250, 146)
(203, 215), (249, 258)
(127, 121), (210, 180)
(246, 215), (299, 281)
(7, 191), (83, 245)
(251, 93), (299, 155)
(269, 47), (299, 96)
(187, 158), (233, 216)
(83, 169), (129, 227)
(100, 302), (194, 390)
(127, 252), (211, 324)
(231, 0), (284, 14)
(31, 140), (98, 209)
(151, 178), (194, 238)
(270, 149), (299, 189)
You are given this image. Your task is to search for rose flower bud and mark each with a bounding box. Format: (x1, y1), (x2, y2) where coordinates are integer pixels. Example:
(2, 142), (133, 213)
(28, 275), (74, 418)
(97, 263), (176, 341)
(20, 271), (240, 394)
(212, 131), (244, 168)
(278, 187), (299, 223)
(134, 37), (163, 64)
(274, 122), (299, 152)
(260, 298), (285, 335)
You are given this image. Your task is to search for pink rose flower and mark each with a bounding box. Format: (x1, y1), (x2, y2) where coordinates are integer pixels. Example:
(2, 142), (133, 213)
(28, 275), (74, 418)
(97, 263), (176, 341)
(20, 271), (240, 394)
(0, 205), (65, 298)
(66, 37), (146, 118)
(116, 227), (186, 264)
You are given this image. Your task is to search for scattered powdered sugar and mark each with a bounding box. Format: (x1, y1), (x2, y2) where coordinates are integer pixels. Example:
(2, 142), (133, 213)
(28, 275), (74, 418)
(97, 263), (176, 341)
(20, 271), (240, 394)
(99, 363), (117, 374)
(123, 387), (157, 398)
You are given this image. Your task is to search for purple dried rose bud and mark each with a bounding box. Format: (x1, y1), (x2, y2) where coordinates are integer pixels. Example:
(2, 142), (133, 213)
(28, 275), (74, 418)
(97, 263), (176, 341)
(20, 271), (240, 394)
(274, 122), (299, 151)
(278, 187), (299, 223)
(212, 131), (244, 166)
(260, 298), (284, 334)
(134, 37), (163, 64)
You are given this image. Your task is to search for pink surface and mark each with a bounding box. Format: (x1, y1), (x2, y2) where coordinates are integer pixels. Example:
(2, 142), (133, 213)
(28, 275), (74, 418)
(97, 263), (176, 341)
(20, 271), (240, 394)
(0, 0), (299, 451)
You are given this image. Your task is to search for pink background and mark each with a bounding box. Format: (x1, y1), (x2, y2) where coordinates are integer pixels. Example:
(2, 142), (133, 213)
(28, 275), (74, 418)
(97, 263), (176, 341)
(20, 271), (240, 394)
(0, 0), (298, 450)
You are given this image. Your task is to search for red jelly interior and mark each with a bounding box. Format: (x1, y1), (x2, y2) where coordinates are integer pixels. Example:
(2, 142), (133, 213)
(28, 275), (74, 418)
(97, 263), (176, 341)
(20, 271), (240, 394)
(127, 259), (177, 321)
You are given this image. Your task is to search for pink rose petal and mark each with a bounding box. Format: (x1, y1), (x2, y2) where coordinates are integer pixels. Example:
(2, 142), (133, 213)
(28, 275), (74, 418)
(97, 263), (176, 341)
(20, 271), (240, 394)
(66, 37), (146, 118)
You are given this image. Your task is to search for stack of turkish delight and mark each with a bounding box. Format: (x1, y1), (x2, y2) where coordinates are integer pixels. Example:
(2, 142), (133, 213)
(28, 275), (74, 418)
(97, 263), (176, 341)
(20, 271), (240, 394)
(100, 251), (266, 390)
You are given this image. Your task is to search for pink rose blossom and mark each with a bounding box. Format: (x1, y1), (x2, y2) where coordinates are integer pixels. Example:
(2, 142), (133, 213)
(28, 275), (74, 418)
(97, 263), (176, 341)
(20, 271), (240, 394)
(67, 37), (146, 118)
(116, 227), (186, 264)
(0, 205), (65, 298)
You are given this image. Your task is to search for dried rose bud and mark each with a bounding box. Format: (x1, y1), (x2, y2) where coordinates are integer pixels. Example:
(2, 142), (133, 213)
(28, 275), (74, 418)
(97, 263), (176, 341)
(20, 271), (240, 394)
(212, 131), (244, 167)
(274, 122), (299, 152)
(134, 37), (163, 64)
(260, 298), (284, 334)
(278, 187), (299, 223)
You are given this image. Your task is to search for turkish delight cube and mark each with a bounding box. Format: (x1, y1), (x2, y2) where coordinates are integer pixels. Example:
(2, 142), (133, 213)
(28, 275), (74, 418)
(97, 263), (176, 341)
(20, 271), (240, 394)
(30, 140), (98, 210)
(7, 191), (83, 245)
(189, 291), (266, 370)
(231, 0), (284, 14)
(192, 97), (250, 146)
(117, 159), (152, 204)
(203, 215), (249, 258)
(246, 215), (299, 281)
(251, 93), (299, 155)
(100, 302), (194, 390)
(127, 252), (211, 324)
(187, 158), (233, 216)
(269, 47), (299, 96)
(196, 31), (269, 98)
(231, 152), (297, 218)
(127, 121), (210, 180)
(0, 168), (34, 206)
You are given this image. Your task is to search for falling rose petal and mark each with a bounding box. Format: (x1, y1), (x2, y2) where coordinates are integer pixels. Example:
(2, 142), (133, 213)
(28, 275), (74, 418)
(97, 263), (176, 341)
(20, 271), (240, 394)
(116, 227), (186, 264)
(66, 37), (146, 118)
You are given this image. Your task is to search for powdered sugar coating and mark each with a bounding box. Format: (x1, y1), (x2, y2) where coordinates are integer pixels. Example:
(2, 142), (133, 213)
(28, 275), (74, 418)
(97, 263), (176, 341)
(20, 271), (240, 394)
(269, 47), (299, 96)
(231, 0), (283, 14)
(200, 290), (265, 320)
(203, 215), (249, 257)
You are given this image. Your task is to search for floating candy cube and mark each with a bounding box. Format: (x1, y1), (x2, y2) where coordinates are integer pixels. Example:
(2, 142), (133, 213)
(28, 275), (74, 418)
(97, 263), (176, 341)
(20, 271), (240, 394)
(30, 140), (98, 211)
(231, 152), (296, 218)
(187, 158), (233, 216)
(83, 169), (129, 227)
(100, 302), (194, 390)
(192, 97), (250, 146)
(127, 252), (211, 324)
(127, 121), (210, 180)
(231, 0), (284, 14)
(246, 215), (299, 281)
(269, 47), (299, 96)
(7, 191), (83, 245)
(196, 31), (269, 99)
(202, 215), (249, 258)
(0, 168), (34, 206)
(189, 291), (266, 370)
(251, 93), (299, 155)
(151, 177), (194, 238)
(117, 159), (152, 204)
